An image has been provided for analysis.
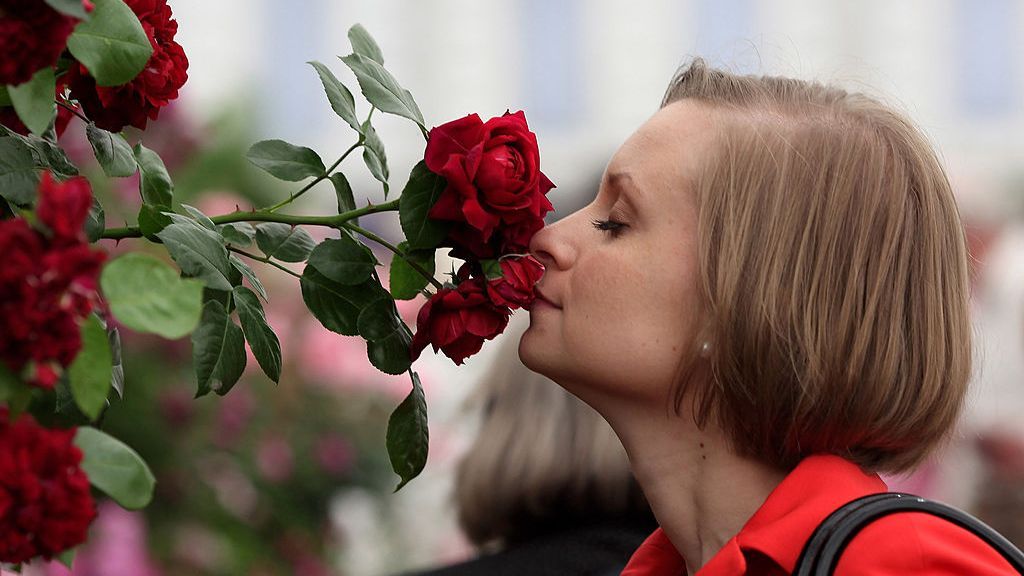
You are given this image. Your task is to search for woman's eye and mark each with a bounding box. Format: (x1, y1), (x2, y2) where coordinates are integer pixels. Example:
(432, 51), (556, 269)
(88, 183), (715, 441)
(592, 218), (628, 237)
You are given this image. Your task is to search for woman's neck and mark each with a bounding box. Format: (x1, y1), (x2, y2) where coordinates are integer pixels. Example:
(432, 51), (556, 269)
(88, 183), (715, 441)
(606, 405), (786, 575)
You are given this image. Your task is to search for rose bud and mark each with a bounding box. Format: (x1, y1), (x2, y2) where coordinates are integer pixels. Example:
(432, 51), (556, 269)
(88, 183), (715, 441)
(485, 255), (545, 310)
(411, 278), (511, 365)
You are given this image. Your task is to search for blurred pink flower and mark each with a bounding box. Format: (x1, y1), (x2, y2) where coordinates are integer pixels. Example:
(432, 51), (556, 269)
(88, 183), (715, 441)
(314, 435), (354, 477)
(256, 436), (294, 483)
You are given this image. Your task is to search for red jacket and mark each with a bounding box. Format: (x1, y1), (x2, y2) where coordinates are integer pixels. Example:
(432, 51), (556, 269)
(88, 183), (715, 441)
(621, 454), (1016, 575)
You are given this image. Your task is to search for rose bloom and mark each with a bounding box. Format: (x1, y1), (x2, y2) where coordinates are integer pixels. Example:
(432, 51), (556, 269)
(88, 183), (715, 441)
(67, 0), (188, 131)
(411, 277), (510, 365)
(425, 111), (554, 255)
(485, 255), (544, 310)
(0, 409), (97, 564)
(0, 0), (92, 85)
(0, 173), (105, 388)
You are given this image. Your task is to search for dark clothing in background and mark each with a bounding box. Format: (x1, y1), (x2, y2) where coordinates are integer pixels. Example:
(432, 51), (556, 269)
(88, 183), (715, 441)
(404, 518), (655, 576)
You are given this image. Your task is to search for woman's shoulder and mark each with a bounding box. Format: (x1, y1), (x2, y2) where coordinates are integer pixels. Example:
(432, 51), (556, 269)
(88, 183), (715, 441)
(835, 511), (1017, 575)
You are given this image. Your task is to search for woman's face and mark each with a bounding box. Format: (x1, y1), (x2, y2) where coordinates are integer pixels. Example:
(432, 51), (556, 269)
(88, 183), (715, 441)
(520, 100), (717, 408)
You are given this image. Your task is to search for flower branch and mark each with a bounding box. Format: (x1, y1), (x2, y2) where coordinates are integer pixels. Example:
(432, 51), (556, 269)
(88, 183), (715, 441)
(342, 222), (443, 291)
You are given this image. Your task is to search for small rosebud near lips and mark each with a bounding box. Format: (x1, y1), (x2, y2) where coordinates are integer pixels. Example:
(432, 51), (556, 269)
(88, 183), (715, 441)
(485, 255), (544, 310)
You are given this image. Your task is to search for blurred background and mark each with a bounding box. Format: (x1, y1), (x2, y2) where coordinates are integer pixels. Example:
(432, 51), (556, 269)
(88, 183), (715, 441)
(20, 0), (1024, 574)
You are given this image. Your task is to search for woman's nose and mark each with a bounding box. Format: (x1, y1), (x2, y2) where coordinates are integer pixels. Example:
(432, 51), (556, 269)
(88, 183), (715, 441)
(529, 215), (577, 272)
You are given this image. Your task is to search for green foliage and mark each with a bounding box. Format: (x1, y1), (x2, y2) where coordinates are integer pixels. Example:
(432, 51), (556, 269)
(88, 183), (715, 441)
(7, 67), (56, 136)
(134, 143), (173, 207)
(75, 426), (156, 509)
(330, 172), (357, 216)
(300, 267), (383, 336)
(9, 129), (80, 178)
(137, 203), (172, 238)
(386, 372), (428, 490)
(359, 293), (413, 375)
(0, 137), (41, 206)
(191, 299), (246, 397)
(389, 241), (435, 299)
(246, 139), (326, 182)
(348, 24), (384, 65)
(481, 259), (503, 280)
(229, 254), (268, 301)
(340, 53), (425, 129)
(308, 61), (361, 133)
(218, 222), (256, 246)
(66, 0), (153, 86)
(180, 203), (217, 230)
(85, 196), (106, 242)
(254, 222), (316, 262)
(399, 160), (448, 250)
(86, 124), (138, 177)
(68, 315), (113, 420)
(361, 119), (389, 194)
(0, 364), (33, 418)
(157, 221), (236, 291)
(44, 0), (91, 18)
(233, 286), (282, 383)
(101, 253), (205, 338)
(307, 236), (378, 286)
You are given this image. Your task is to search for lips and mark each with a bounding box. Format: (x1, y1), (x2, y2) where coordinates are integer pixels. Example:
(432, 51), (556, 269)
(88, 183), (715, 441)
(533, 288), (562, 310)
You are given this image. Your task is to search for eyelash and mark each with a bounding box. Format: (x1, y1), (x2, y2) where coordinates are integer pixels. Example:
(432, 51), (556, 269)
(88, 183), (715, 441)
(592, 218), (628, 237)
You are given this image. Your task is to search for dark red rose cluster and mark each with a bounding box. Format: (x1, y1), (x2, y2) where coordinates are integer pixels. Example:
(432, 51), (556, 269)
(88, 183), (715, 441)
(0, 0), (186, 134)
(0, 408), (96, 564)
(0, 172), (106, 388)
(412, 111), (552, 365)
(67, 0), (188, 131)
(0, 0), (92, 86)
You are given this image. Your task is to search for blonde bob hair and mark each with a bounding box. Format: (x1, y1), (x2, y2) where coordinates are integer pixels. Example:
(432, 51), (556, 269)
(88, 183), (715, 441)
(666, 60), (972, 475)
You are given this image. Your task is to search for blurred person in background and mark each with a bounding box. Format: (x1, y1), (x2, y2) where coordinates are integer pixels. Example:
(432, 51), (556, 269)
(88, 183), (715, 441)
(404, 316), (657, 576)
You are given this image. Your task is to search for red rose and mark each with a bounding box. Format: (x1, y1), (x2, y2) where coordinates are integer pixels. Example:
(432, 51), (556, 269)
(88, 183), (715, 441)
(37, 172), (93, 243)
(486, 255), (544, 310)
(0, 0), (90, 86)
(425, 111), (555, 244)
(411, 278), (510, 365)
(0, 409), (97, 564)
(66, 0), (188, 131)
(442, 215), (545, 260)
(0, 173), (105, 388)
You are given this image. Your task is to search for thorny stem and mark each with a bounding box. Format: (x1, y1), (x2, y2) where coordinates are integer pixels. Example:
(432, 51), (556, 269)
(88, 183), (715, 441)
(342, 222), (442, 291)
(99, 198), (401, 240)
(228, 247), (302, 279)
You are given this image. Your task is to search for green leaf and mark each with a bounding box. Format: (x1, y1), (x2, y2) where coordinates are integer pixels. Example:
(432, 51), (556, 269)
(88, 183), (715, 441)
(108, 327), (124, 398)
(191, 299), (246, 397)
(233, 286), (281, 383)
(361, 120), (389, 195)
(386, 372), (428, 491)
(85, 195), (105, 242)
(348, 24), (384, 65)
(86, 123), (137, 177)
(157, 222), (235, 291)
(218, 222), (255, 246)
(300, 267), (384, 336)
(254, 222), (315, 262)
(45, 0), (91, 18)
(0, 137), (41, 206)
(137, 203), (172, 238)
(229, 254), (268, 301)
(8, 67), (56, 136)
(246, 139), (326, 182)
(357, 292), (402, 340)
(367, 322), (412, 375)
(101, 252), (205, 338)
(0, 364), (33, 418)
(68, 315), (112, 420)
(399, 160), (449, 250)
(134, 143), (173, 207)
(340, 53), (425, 129)
(75, 427), (156, 509)
(481, 259), (503, 280)
(17, 131), (79, 177)
(57, 548), (76, 570)
(308, 61), (360, 133)
(331, 172), (357, 216)
(0, 85), (11, 107)
(307, 236), (377, 286)
(390, 241), (435, 300)
(66, 0), (153, 87)
(180, 204), (216, 230)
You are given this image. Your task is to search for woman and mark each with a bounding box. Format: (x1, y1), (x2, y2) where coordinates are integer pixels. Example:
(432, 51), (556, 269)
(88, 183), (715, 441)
(407, 316), (656, 576)
(519, 59), (1016, 575)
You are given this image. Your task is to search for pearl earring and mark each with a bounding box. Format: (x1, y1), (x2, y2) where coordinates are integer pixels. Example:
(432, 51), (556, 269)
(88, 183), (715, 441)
(700, 341), (712, 358)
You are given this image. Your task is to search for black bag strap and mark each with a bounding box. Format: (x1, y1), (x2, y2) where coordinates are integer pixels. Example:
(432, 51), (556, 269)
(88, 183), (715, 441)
(793, 492), (1024, 575)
